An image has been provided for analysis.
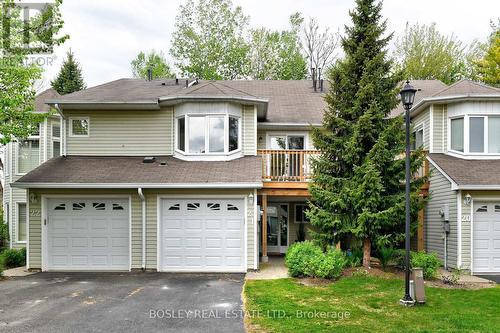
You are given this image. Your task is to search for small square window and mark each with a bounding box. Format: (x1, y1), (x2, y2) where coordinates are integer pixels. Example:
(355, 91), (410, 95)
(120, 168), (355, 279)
(70, 118), (89, 136)
(476, 205), (488, 213)
(73, 202), (86, 210)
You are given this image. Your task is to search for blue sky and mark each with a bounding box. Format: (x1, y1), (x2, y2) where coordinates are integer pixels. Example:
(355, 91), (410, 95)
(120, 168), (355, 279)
(39, 0), (500, 89)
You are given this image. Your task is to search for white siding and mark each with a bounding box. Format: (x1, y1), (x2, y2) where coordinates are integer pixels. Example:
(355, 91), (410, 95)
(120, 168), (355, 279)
(65, 108), (174, 156)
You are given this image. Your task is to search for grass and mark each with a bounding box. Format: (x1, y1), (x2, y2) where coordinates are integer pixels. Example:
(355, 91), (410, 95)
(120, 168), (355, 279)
(244, 275), (500, 332)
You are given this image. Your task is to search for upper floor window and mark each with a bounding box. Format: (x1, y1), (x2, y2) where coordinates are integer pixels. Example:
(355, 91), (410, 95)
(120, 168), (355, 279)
(450, 115), (500, 154)
(17, 125), (40, 174)
(411, 128), (423, 150)
(450, 117), (464, 152)
(70, 117), (89, 137)
(52, 123), (61, 157)
(176, 115), (240, 154)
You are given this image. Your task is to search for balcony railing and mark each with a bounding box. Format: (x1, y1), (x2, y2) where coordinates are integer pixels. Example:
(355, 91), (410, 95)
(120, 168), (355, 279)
(257, 149), (320, 182)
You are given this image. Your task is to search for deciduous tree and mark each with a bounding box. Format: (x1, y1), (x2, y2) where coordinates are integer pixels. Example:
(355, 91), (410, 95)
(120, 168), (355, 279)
(248, 13), (307, 80)
(131, 50), (175, 79)
(395, 23), (478, 84)
(170, 0), (249, 80)
(0, 0), (67, 144)
(475, 21), (500, 87)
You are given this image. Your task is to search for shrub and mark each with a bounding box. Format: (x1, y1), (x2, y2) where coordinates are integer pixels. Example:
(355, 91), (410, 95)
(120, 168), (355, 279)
(285, 241), (323, 277)
(412, 251), (441, 279)
(377, 246), (395, 270)
(345, 247), (363, 267)
(0, 222), (9, 252)
(285, 241), (346, 279)
(393, 249), (442, 279)
(311, 248), (347, 279)
(0, 248), (26, 269)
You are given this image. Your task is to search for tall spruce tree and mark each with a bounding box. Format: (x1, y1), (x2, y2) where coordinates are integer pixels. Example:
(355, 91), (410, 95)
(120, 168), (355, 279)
(51, 49), (86, 95)
(307, 0), (425, 267)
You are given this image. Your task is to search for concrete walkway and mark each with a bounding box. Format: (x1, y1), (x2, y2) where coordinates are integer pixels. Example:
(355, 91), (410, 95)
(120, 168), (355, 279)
(438, 268), (495, 284)
(2, 266), (37, 277)
(246, 257), (288, 280)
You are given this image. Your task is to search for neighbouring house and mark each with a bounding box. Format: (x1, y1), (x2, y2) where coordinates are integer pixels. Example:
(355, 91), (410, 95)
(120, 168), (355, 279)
(2, 77), (498, 275)
(2, 88), (61, 250)
(405, 80), (500, 275)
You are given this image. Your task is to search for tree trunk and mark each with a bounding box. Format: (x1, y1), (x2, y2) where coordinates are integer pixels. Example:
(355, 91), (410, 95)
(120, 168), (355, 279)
(363, 238), (371, 268)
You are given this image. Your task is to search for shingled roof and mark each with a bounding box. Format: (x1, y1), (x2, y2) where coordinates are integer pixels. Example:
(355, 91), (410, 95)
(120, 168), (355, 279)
(35, 88), (60, 113)
(432, 79), (500, 97)
(428, 153), (500, 188)
(13, 155), (262, 188)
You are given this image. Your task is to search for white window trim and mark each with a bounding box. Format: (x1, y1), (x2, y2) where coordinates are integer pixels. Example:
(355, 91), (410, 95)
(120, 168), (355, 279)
(174, 114), (242, 156)
(69, 117), (90, 137)
(15, 131), (41, 176)
(16, 202), (27, 243)
(294, 204), (310, 224)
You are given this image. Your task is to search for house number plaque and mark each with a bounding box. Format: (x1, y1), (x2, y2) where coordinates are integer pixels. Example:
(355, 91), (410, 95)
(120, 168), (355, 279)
(461, 214), (471, 222)
(30, 209), (41, 217)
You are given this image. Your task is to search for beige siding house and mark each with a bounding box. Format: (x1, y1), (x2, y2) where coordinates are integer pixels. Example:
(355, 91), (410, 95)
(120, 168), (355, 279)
(407, 80), (500, 274)
(5, 78), (500, 276)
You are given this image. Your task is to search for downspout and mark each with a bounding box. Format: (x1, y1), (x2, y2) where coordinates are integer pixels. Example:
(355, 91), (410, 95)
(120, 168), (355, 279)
(54, 104), (66, 156)
(138, 187), (146, 270)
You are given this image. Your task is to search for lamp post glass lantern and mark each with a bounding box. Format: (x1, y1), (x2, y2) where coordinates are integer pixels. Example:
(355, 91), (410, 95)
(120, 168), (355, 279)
(400, 80), (417, 306)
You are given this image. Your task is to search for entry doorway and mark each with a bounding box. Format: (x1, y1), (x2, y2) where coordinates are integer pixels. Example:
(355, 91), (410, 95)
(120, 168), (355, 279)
(267, 204), (289, 254)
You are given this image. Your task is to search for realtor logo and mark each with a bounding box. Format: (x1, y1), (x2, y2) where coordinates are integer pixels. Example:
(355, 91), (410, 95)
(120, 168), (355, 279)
(1, 0), (56, 54)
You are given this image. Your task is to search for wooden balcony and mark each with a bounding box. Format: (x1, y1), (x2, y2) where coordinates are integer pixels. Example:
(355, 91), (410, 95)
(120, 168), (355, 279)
(257, 149), (320, 196)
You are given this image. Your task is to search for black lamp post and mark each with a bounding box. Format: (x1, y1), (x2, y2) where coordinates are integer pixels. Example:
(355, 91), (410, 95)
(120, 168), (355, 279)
(400, 80), (417, 306)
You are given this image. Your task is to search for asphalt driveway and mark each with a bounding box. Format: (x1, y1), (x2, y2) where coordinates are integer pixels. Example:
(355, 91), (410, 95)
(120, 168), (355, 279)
(0, 272), (245, 333)
(477, 275), (500, 284)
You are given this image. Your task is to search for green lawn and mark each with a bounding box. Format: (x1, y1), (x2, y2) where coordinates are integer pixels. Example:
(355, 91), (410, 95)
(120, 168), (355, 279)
(244, 276), (500, 332)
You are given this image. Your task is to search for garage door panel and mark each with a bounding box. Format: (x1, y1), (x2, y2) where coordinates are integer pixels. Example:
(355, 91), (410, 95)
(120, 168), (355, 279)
(47, 198), (129, 271)
(160, 198), (245, 272)
(473, 202), (500, 273)
(71, 237), (88, 248)
(206, 238), (222, 249)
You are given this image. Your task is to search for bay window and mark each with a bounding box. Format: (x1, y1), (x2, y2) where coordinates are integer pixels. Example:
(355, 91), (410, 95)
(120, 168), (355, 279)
(488, 117), (500, 153)
(450, 115), (500, 154)
(469, 117), (484, 153)
(176, 114), (241, 154)
(450, 117), (464, 152)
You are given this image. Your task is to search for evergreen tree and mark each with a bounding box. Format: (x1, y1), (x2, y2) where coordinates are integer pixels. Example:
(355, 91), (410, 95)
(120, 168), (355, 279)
(51, 50), (86, 95)
(307, 0), (425, 267)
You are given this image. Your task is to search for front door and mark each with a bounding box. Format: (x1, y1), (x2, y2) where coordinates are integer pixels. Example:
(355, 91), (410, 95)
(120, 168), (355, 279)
(267, 204), (288, 254)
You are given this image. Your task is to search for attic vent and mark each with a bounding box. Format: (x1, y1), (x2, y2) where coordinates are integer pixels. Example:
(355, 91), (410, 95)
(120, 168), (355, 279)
(143, 156), (156, 163)
(186, 78), (199, 88)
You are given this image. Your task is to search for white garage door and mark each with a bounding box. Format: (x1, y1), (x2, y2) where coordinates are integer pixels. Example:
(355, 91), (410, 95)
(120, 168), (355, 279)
(160, 198), (245, 272)
(46, 198), (129, 271)
(473, 202), (500, 273)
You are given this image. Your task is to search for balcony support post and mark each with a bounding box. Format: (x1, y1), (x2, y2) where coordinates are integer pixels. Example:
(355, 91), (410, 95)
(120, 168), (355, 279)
(261, 194), (268, 263)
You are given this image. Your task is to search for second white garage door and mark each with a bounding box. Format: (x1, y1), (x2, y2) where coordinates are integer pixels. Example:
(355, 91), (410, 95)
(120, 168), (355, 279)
(473, 202), (500, 273)
(159, 198), (245, 272)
